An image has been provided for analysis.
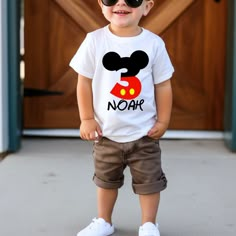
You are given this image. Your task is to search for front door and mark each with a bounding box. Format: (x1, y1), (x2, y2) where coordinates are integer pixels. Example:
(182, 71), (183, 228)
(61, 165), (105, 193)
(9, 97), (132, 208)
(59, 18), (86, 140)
(24, 0), (227, 130)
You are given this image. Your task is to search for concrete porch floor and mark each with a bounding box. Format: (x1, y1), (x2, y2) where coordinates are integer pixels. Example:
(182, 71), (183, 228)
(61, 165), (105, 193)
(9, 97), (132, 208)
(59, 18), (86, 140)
(0, 138), (236, 236)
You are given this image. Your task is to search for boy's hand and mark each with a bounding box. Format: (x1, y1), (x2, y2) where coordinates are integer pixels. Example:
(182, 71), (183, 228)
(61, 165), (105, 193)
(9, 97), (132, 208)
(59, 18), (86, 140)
(147, 121), (168, 139)
(80, 119), (102, 141)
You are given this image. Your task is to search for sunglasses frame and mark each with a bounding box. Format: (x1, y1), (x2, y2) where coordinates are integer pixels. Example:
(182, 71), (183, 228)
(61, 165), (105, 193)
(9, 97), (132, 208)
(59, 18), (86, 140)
(101, 0), (144, 8)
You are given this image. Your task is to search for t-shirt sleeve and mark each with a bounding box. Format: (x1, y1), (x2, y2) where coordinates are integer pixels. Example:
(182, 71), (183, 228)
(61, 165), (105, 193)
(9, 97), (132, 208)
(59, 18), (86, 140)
(152, 39), (174, 84)
(69, 34), (95, 79)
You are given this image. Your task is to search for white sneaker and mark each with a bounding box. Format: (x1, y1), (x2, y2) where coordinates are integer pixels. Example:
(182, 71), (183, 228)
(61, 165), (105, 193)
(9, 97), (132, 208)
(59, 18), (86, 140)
(139, 222), (160, 236)
(76, 218), (115, 236)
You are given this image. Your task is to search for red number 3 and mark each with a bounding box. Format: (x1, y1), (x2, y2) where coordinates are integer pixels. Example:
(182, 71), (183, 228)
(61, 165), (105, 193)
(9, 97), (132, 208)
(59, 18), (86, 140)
(110, 76), (141, 100)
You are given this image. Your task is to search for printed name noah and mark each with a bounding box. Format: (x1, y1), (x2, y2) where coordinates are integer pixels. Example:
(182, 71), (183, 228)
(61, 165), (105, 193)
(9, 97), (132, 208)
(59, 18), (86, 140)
(107, 99), (144, 111)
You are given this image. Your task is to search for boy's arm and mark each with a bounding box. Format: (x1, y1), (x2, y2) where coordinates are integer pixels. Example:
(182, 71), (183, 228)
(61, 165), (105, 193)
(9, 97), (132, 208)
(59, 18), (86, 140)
(77, 74), (102, 140)
(148, 79), (172, 139)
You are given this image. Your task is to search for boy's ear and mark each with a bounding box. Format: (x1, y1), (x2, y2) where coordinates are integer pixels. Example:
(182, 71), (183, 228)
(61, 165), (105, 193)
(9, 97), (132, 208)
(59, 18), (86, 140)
(98, 0), (103, 8)
(143, 0), (154, 16)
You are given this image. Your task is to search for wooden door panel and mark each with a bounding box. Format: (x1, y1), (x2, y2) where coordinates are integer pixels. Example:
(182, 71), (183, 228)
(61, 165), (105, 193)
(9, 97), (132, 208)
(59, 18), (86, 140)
(24, 0), (227, 130)
(161, 0), (207, 129)
(142, 0), (194, 33)
(163, 0), (226, 129)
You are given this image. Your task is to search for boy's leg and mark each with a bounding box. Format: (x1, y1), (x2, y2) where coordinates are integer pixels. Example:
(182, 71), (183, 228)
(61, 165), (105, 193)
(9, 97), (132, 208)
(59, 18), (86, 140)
(139, 192), (160, 224)
(97, 187), (118, 224)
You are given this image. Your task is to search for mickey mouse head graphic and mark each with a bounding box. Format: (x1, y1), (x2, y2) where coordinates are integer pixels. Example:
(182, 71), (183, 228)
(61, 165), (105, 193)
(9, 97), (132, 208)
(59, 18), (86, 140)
(102, 50), (149, 100)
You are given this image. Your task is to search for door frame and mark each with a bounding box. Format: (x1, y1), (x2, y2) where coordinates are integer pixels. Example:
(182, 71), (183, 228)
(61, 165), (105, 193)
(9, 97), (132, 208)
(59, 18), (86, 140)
(0, 0), (9, 155)
(7, 0), (21, 152)
(224, 0), (236, 151)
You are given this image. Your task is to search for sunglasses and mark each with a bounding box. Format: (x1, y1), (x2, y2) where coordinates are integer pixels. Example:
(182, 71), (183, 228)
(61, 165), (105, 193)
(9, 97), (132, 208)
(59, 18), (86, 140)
(102, 0), (143, 8)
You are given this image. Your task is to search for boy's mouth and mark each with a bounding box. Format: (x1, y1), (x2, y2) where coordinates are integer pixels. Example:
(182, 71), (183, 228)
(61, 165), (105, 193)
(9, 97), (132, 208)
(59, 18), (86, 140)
(113, 10), (130, 15)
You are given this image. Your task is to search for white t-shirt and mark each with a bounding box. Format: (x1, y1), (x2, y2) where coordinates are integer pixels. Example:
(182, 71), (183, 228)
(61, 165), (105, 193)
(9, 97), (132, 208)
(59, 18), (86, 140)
(70, 25), (174, 142)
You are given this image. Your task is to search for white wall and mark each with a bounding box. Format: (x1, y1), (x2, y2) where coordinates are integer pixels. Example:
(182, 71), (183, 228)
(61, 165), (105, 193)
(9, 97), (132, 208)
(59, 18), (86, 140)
(0, 0), (9, 153)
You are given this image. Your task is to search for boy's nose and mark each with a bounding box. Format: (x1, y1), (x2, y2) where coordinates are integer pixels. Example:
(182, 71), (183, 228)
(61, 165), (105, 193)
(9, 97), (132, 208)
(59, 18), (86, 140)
(116, 0), (127, 6)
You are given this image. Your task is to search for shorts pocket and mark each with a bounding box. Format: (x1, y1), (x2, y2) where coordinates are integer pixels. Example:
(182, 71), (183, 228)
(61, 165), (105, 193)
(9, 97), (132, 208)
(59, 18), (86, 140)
(143, 136), (160, 145)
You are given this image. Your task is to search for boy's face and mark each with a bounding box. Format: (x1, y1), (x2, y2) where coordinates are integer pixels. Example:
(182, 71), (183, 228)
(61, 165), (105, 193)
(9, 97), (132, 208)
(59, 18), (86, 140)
(98, 0), (154, 35)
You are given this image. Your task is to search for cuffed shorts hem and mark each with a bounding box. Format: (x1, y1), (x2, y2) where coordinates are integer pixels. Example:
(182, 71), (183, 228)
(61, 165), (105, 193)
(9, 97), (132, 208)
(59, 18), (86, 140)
(93, 175), (124, 189)
(132, 176), (167, 195)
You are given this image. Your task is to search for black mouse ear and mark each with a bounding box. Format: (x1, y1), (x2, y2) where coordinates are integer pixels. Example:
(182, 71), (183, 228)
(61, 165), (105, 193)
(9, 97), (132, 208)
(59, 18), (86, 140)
(102, 52), (121, 71)
(130, 50), (149, 69)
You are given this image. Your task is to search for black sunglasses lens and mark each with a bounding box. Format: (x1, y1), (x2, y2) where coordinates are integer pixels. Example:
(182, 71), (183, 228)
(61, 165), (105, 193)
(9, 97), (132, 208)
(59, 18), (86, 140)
(126, 0), (143, 8)
(102, 0), (118, 6)
(102, 0), (143, 8)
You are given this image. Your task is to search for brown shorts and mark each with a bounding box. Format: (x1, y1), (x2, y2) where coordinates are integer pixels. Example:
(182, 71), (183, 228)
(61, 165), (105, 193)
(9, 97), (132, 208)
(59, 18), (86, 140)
(92, 136), (167, 195)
